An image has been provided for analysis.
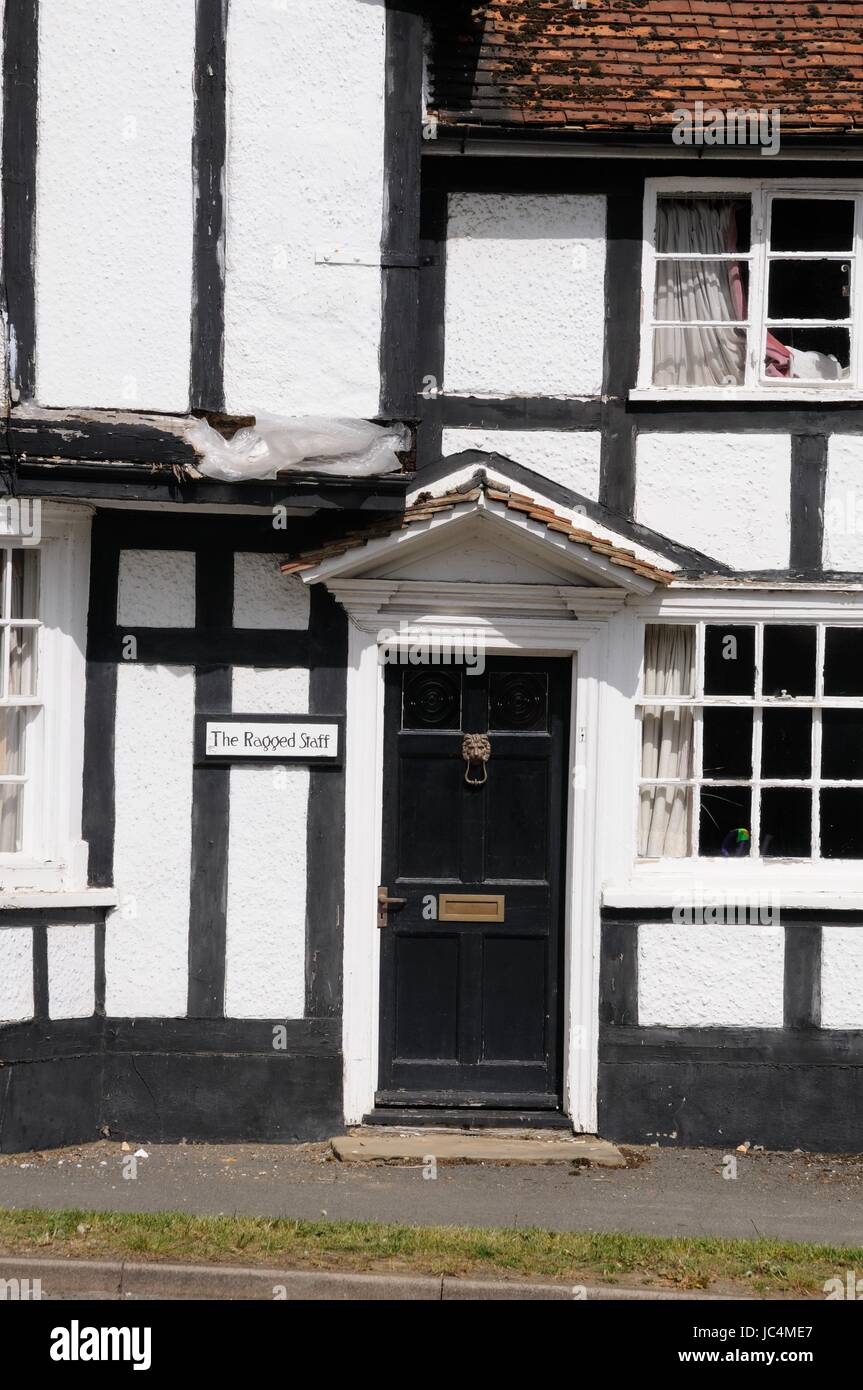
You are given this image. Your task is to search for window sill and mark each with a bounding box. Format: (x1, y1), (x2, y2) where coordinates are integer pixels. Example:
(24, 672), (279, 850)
(630, 387), (863, 404)
(0, 888), (118, 911)
(604, 871), (863, 911)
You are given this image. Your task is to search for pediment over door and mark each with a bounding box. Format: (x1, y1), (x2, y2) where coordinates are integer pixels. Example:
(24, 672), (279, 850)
(280, 464), (682, 627)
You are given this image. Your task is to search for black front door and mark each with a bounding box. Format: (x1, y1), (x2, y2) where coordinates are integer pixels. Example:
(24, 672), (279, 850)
(377, 656), (571, 1111)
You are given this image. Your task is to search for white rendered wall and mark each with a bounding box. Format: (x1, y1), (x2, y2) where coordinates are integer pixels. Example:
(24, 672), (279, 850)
(47, 923), (95, 1020)
(636, 434), (791, 569)
(117, 550), (196, 629)
(106, 664), (195, 1017)
(224, 666), (310, 1019)
(442, 430), (601, 500)
(223, 0), (386, 416)
(231, 665), (309, 714)
(821, 928), (863, 1029)
(0, 0), (4, 341)
(35, 0), (194, 410)
(0, 928), (33, 1023)
(233, 554), (310, 629)
(824, 438), (863, 571)
(444, 194), (606, 397)
(638, 924), (784, 1028)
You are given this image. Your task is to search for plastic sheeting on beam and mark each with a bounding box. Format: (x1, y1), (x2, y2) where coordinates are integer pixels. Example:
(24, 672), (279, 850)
(184, 414), (410, 483)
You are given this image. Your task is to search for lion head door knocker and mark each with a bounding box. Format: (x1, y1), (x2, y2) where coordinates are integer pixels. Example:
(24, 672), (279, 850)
(462, 733), (491, 786)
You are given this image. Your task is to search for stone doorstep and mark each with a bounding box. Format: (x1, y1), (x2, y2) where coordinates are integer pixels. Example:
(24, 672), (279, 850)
(330, 1129), (627, 1167)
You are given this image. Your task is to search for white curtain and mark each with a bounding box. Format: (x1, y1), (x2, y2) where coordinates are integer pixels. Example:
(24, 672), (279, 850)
(639, 625), (694, 858)
(653, 201), (746, 387)
(9, 551), (37, 698)
(0, 552), (37, 852)
(0, 710), (22, 851)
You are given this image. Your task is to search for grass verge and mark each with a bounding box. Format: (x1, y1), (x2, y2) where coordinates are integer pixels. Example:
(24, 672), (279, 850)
(0, 1207), (856, 1295)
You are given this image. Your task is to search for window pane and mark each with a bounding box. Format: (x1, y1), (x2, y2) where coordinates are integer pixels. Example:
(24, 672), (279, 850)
(822, 709), (863, 780)
(639, 786), (691, 858)
(657, 198), (750, 254)
(654, 260), (748, 321)
(640, 707), (694, 779)
(702, 707), (753, 779)
(767, 260), (851, 322)
(0, 708), (24, 774)
(761, 708), (812, 779)
(821, 789), (863, 858)
(824, 628), (863, 696)
(0, 785), (22, 852)
(9, 551), (39, 620)
(760, 788), (811, 857)
(699, 785), (752, 857)
(653, 326), (746, 387)
(770, 199), (854, 254)
(762, 625), (816, 697)
(8, 628), (37, 698)
(704, 625), (755, 695)
(764, 326), (850, 381)
(643, 625), (694, 698)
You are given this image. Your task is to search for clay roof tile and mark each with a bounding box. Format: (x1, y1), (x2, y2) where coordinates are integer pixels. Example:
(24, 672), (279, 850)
(429, 2), (863, 134)
(280, 474), (676, 586)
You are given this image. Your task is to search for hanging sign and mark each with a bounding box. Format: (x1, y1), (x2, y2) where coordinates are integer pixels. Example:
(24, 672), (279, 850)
(195, 714), (343, 766)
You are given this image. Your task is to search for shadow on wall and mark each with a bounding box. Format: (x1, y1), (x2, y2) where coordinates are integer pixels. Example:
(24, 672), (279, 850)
(427, 2), (489, 115)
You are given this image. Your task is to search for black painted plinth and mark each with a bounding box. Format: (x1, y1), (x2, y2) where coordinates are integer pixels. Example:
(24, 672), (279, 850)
(0, 1018), (342, 1152)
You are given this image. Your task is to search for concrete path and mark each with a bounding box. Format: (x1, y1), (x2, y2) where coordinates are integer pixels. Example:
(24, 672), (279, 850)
(0, 1140), (862, 1247)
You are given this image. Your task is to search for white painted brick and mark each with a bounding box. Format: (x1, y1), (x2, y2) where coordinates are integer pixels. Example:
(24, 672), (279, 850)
(821, 928), (863, 1029)
(232, 667), (310, 715)
(223, 0), (385, 416)
(35, 0), (194, 409)
(638, 923), (784, 1028)
(445, 193), (606, 397)
(48, 923), (96, 1019)
(106, 664), (194, 1016)
(117, 550), (196, 628)
(224, 766), (308, 1019)
(233, 553), (310, 629)
(636, 433), (791, 569)
(824, 438), (863, 570)
(0, 928), (34, 1023)
(442, 429), (602, 500)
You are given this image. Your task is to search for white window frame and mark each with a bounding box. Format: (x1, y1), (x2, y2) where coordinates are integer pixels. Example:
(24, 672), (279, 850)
(637, 617), (863, 865)
(634, 177), (863, 402)
(0, 548), (41, 853)
(0, 504), (93, 892)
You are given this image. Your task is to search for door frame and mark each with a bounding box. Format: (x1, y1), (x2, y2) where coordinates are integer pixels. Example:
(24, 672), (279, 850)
(377, 653), (573, 1107)
(337, 592), (617, 1131)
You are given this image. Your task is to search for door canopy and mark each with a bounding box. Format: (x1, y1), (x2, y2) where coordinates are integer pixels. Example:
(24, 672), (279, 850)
(281, 464), (680, 595)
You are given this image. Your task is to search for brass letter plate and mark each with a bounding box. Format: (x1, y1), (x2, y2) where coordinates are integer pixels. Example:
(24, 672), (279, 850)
(438, 893), (505, 924)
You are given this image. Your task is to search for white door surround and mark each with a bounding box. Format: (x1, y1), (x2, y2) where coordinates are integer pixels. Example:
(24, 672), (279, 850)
(337, 599), (613, 1128)
(292, 464), (672, 1128)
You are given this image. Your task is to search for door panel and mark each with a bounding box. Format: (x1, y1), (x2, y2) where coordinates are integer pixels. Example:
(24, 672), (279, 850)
(394, 935), (460, 1059)
(378, 655), (571, 1109)
(481, 936), (548, 1062)
(484, 757), (549, 880)
(398, 753), (461, 878)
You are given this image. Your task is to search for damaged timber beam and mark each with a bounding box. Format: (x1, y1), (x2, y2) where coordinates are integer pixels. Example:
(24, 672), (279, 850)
(0, 407), (412, 512)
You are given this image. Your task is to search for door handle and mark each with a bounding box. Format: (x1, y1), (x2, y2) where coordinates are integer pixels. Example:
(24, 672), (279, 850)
(377, 885), (407, 929)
